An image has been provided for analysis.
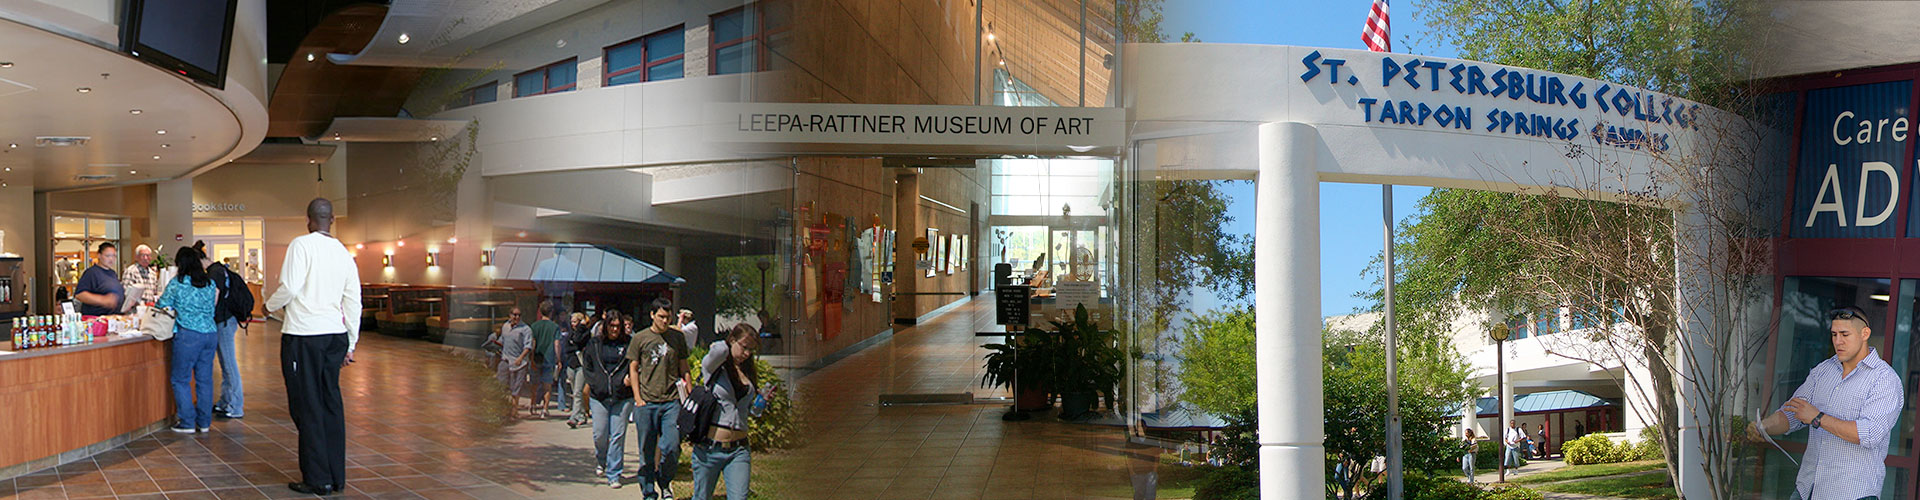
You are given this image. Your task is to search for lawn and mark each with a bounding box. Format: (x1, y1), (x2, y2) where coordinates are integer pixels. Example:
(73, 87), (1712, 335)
(1532, 471), (1676, 499)
(1086, 464), (1211, 499)
(1511, 460), (1666, 484)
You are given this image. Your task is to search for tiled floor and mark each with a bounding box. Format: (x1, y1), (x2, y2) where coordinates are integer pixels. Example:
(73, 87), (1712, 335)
(780, 299), (1160, 500)
(2, 298), (1162, 500)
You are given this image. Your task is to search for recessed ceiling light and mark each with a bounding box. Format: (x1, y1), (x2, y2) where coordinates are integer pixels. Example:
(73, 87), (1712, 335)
(160, 144), (169, 148)
(429, 136), (438, 141)
(397, 33), (410, 44)
(0, 62), (12, 68)
(152, 155), (160, 160)
(7, 144), (14, 149)
(309, 159), (316, 164)
(306, 53), (315, 62)
(3, 167), (8, 171)
(156, 129), (166, 135)
(76, 87), (90, 93)
(397, 240), (405, 247)
(129, 109), (142, 115)
(987, 33), (995, 41)
(448, 237), (458, 244)
(129, 170), (137, 174)
(998, 60), (1004, 66)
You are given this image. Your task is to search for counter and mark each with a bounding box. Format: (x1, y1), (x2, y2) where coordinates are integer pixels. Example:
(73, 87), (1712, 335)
(0, 334), (170, 479)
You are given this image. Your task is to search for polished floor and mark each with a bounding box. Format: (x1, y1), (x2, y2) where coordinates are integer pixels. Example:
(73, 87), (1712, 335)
(1, 298), (1160, 500)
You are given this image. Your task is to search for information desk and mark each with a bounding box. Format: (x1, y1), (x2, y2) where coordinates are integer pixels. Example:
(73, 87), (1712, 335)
(0, 334), (170, 480)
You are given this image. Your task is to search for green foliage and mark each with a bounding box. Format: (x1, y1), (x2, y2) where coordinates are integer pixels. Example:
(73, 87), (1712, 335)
(1402, 471), (1545, 500)
(715, 255), (777, 320)
(1324, 328), (1479, 499)
(1484, 485), (1547, 500)
(1194, 465), (1258, 500)
(688, 345), (801, 451)
(1563, 434), (1637, 465)
(1175, 307), (1256, 417)
(1634, 428), (1664, 461)
(981, 305), (1124, 407)
(1476, 439), (1523, 470)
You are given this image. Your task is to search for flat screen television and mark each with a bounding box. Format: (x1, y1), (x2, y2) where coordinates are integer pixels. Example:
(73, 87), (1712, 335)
(119, 0), (239, 90)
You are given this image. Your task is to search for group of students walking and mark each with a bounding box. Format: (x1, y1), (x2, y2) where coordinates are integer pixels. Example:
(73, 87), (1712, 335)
(494, 298), (769, 500)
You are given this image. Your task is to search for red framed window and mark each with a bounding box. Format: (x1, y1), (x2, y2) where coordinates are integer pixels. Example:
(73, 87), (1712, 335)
(605, 25), (685, 87)
(514, 58), (577, 98)
(448, 81), (498, 109)
(710, 6), (768, 75)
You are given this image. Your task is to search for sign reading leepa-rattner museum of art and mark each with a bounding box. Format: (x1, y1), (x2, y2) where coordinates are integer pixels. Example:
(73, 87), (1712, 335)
(711, 102), (1127, 157)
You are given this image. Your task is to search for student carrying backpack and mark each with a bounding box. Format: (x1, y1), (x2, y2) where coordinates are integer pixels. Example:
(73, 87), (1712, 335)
(194, 242), (254, 420)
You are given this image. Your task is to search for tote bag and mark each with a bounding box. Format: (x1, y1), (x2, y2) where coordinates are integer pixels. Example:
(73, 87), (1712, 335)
(141, 306), (177, 341)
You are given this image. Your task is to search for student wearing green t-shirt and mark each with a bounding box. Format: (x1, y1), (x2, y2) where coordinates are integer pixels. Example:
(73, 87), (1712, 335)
(627, 298), (689, 499)
(529, 303), (562, 419)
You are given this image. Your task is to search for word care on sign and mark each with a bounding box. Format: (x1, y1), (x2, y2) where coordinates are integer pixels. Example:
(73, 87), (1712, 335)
(1299, 50), (1699, 153)
(1791, 80), (1913, 239)
(714, 103), (1126, 154)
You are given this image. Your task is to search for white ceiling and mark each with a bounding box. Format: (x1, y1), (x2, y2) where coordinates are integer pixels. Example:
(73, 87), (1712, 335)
(1755, 1), (1920, 79)
(327, 0), (614, 68)
(0, 16), (245, 191)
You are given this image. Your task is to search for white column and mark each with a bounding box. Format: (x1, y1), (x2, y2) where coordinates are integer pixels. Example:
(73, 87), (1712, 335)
(664, 246), (682, 275)
(1255, 121), (1322, 499)
(1675, 208), (1713, 500)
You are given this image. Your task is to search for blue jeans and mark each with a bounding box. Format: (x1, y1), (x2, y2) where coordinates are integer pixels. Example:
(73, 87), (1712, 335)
(1461, 452), (1475, 483)
(591, 397), (634, 483)
(635, 400), (682, 495)
(1504, 445), (1522, 467)
(170, 327), (217, 428)
(554, 366), (572, 412)
(213, 318), (243, 416)
(692, 443), (751, 500)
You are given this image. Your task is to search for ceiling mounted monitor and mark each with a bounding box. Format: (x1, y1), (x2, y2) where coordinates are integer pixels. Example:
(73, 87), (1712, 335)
(120, 0), (238, 90)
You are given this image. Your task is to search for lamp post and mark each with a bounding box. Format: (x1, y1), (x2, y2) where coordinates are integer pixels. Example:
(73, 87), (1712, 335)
(1490, 323), (1511, 483)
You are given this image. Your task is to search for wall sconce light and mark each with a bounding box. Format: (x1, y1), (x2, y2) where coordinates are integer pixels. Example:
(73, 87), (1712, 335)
(481, 248), (492, 266)
(426, 251), (439, 267)
(382, 255), (393, 268)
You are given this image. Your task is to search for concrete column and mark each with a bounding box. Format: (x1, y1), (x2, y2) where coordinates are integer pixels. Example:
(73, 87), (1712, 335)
(664, 246), (683, 275)
(1254, 121), (1322, 499)
(683, 254), (718, 340)
(1675, 208), (1713, 500)
(153, 178), (194, 251)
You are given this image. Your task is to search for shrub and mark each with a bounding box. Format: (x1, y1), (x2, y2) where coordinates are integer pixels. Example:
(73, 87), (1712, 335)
(1633, 427), (1665, 461)
(1194, 465), (1258, 500)
(1484, 485), (1546, 500)
(1475, 439), (1524, 469)
(1405, 471), (1485, 500)
(1562, 434), (1635, 465)
(688, 345), (801, 450)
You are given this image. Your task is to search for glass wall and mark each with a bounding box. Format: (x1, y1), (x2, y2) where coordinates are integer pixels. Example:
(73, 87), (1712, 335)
(1762, 276), (1901, 499)
(50, 215), (122, 291)
(192, 217), (265, 282)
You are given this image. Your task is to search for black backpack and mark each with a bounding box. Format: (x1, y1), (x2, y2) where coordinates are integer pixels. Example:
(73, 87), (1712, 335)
(678, 362), (729, 445)
(211, 264), (254, 323)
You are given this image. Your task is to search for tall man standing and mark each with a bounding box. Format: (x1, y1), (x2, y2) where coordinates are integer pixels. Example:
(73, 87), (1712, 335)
(629, 298), (689, 499)
(265, 198), (362, 496)
(1751, 306), (1903, 500)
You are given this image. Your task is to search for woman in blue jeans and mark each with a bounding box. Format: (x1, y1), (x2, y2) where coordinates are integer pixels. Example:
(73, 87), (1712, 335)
(582, 312), (635, 488)
(693, 324), (772, 500)
(158, 246), (220, 434)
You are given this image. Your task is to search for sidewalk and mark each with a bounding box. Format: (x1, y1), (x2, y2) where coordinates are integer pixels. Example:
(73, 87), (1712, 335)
(1469, 457), (1566, 484)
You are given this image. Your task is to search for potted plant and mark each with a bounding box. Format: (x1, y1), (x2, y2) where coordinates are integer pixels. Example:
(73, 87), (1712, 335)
(981, 327), (1054, 413)
(1049, 304), (1123, 420)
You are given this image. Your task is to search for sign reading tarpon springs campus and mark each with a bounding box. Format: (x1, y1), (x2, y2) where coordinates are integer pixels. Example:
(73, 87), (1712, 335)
(711, 102), (1127, 156)
(1296, 49), (1701, 153)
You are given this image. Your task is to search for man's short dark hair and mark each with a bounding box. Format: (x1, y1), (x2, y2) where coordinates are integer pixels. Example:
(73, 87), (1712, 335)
(1829, 306), (1871, 328)
(97, 242), (115, 254)
(646, 298), (674, 316)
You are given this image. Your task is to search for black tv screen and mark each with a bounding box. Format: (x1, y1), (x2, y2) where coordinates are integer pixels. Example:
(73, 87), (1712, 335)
(120, 0), (238, 90)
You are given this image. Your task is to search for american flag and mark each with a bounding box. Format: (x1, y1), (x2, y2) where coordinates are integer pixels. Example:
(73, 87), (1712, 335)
(1362, 0), (1390, 52)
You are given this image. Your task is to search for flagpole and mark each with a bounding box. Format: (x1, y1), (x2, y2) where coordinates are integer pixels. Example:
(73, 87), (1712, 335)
(1385, 184), (1402, 500)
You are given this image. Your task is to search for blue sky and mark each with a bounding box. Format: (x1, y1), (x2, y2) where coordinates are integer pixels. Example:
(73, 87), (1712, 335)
(1161, 1), (1461, 318)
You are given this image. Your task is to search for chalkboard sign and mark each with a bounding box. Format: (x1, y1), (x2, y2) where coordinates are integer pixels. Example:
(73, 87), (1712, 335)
(996, 285), (1030, 326)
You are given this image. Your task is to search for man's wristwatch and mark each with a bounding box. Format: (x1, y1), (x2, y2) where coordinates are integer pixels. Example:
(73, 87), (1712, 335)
(1812, 412), (1826, 429)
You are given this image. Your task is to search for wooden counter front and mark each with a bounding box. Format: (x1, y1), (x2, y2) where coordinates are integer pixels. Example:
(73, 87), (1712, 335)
(0, 335), (170, 476)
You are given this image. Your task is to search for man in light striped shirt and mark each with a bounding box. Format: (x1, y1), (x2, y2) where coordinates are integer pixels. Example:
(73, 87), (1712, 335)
(1751, 305), (1904, 500)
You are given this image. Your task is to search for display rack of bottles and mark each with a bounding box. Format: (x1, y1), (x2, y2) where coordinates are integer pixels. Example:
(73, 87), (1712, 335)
(7, 313), (89, 350)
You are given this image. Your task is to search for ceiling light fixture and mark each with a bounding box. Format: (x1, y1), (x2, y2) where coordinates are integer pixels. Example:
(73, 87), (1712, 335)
(309, 159), (316, 164)
(160, 144), (169, 148)
(429, 136), (438, 141)
(156, 129), (166, 135)
(0, 62), (12, 68)
(152, 155), (160, 160)
(129, 109), (142, 115)
(7, 144), (14, 149)
(75, 87), (90, 93)
(447, 237), (458, 244)
(306, 53), (315, 62)
(129, 170), (137, 174)
(397, 240), (405, 247)
(397, 33), (411, 44)
(987, 33), (995, 41)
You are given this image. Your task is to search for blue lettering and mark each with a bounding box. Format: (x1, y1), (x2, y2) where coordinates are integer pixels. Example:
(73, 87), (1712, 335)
(1596, 85), (1612, 113)
(1468, 66), (1491, 96)
(1403, 59), (1422, 89)
(1449, 64), (1467, 93)
(1487, 109), (1502, 132)
(1322, 58), (1347, 83)
(1532, 114), (1552, 137)
(1301, 51), (1322, 81)
(1435, 104), (1453, 127)
(1417, 102), (1433, 125)
(1455, 106), (1471, 129)
(1547, 77), (1566, 106)
(1399, 101), (1415, 124)
(1490, 68), (1508, 97)
(1612, 91), (1634, 117)
(1507, 71), (1525, 99)
(1660, 98), (1673, 124)
(1359, 97), (1379, 122)
(1381, 57), (1401, 87)
(1515, 112), (1532, 136)
(1424, 61), (1447, 91)
(1526, 74), (1548, 104)
(1381, 99), (1399, 123)
(1562, 119), (1580, 140)
(1569, 82), (1587, 109)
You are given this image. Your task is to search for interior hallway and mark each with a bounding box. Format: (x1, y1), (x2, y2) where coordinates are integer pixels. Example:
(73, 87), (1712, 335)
(780, 297), (1159, 500)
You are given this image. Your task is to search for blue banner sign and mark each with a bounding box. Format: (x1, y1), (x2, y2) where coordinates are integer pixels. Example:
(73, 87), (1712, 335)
(1791, 80), (1911, 239)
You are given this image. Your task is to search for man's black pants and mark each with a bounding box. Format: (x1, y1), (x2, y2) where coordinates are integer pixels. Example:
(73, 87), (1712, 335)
(282, 333), (348, 490)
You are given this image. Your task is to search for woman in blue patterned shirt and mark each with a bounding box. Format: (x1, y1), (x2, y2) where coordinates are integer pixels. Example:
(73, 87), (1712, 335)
(158, 246), (220, 434)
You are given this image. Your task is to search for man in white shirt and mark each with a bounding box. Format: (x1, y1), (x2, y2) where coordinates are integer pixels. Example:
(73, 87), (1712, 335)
(1503, 420), (1526, 468)
(122, 244), (160, 305)
(265, 198), (361, 497)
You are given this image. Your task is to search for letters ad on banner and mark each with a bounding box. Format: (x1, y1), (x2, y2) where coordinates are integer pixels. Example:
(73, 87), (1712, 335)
(1792, 80), (1912, 238)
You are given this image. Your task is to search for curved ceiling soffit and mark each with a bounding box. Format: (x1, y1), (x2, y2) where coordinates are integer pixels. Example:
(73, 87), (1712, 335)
(268, 3), (425, 139)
